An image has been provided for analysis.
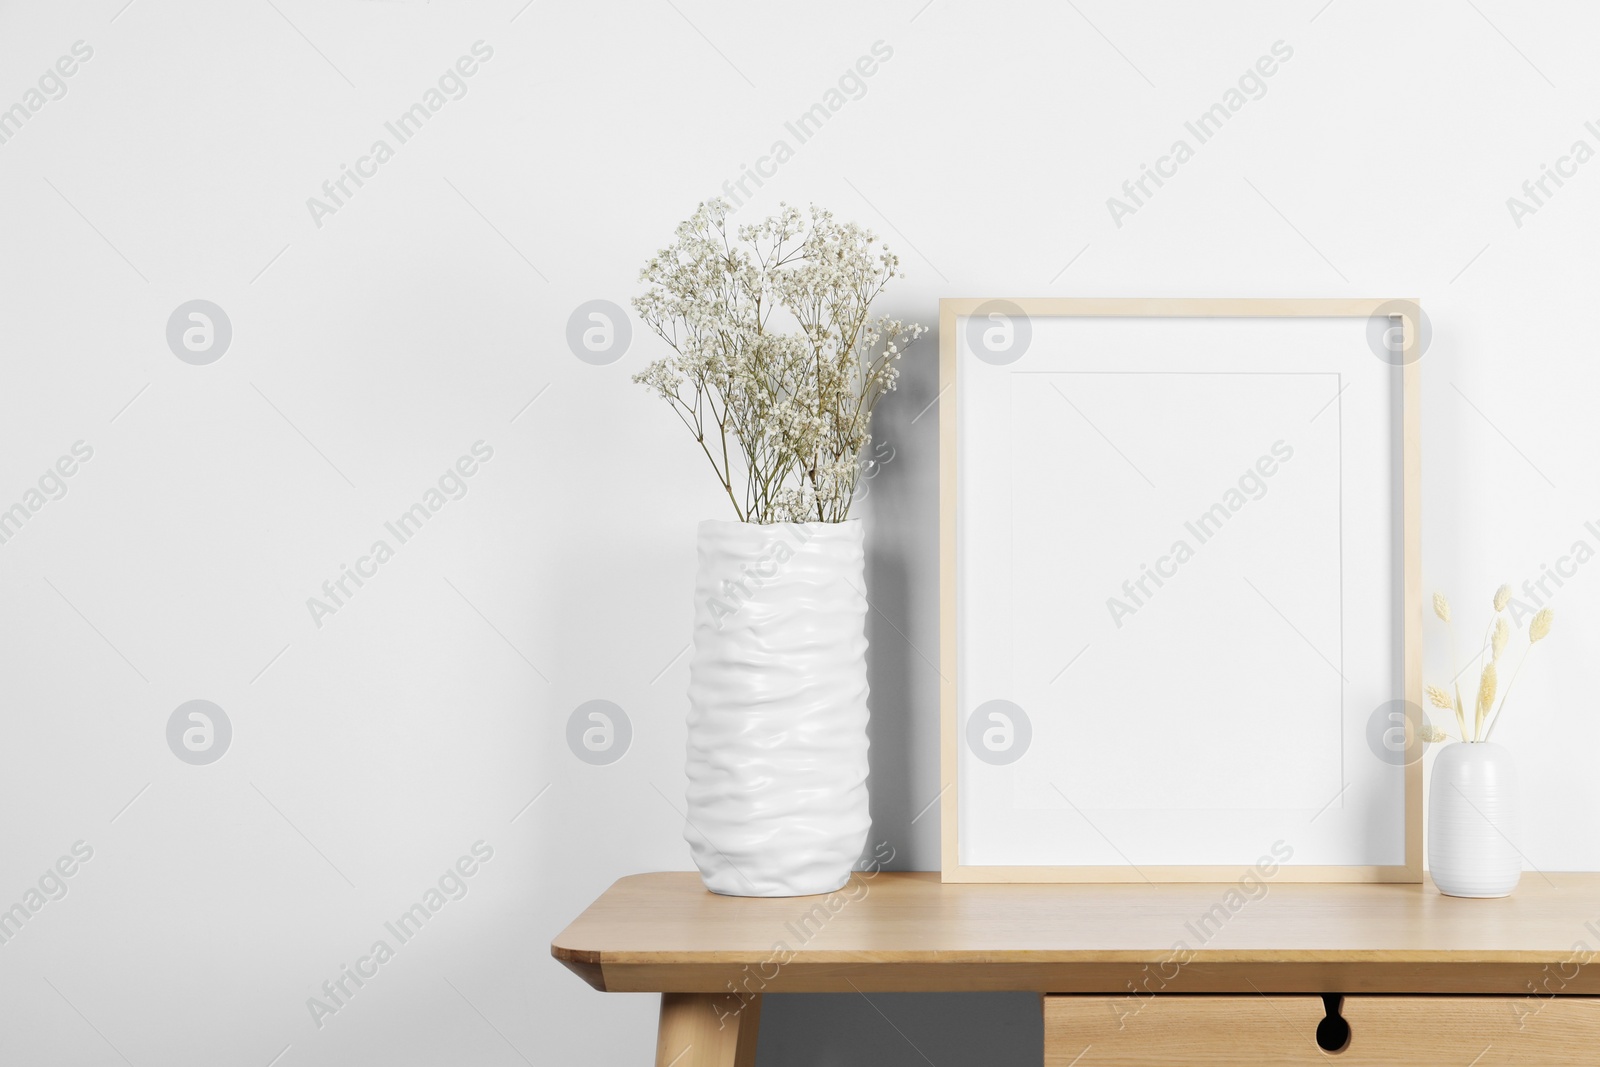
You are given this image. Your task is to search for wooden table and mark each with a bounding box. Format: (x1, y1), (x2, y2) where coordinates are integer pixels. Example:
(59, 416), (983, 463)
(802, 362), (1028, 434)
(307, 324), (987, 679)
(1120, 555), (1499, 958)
(552, 871), (1600, 1065)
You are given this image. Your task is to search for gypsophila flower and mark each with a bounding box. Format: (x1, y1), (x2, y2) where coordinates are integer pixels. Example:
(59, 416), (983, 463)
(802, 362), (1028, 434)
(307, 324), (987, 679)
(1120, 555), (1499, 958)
(632, 200), (926, 523)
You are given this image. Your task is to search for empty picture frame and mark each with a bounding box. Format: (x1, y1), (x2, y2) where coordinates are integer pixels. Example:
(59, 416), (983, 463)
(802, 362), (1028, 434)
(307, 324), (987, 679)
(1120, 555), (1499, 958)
(939, 298), (1421, 883)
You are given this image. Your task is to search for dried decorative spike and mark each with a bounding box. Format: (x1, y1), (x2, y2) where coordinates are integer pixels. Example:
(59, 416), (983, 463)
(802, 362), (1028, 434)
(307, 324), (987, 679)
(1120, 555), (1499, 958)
(1492, 617), (1510, 660)
(1433, 592), (1452, 622)
(1530, 608), (1554, 643)
(1479, 662), (1498, 707)
(1426, 685), (1455, 710)
(1420, 722), (1449, 743)
(1474, 661), (1498, 739)
(1494, 584), (1511, 612)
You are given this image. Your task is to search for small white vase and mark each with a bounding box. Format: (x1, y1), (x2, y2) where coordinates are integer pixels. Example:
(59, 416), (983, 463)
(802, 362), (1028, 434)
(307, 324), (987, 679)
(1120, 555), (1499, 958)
(684, 519), (871, 896)
(1428, 742), (1520, 898)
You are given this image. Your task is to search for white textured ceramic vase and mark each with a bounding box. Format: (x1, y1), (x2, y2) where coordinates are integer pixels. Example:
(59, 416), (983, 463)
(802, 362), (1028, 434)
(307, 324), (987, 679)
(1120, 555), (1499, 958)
(684, 519), (871, 897)
(1429, 742), (1521, 898)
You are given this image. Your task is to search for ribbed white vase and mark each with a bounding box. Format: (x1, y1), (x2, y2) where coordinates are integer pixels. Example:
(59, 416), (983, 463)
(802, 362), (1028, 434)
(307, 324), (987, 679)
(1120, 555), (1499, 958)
(1428, 742), (1520, 898)
(684, 519), (871, 897)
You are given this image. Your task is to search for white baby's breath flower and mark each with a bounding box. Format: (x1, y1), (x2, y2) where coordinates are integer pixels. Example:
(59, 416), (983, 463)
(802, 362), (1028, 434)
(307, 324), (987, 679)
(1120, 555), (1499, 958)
(632, 199), (924, 523)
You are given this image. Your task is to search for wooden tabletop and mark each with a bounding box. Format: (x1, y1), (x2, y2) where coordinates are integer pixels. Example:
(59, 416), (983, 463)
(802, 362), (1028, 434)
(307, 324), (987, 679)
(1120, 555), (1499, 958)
(552, 871), (1600, 995)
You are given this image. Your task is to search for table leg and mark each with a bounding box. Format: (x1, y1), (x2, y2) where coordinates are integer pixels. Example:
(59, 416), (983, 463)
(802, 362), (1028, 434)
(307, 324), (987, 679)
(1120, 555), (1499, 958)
(655, 992), (761, 1067)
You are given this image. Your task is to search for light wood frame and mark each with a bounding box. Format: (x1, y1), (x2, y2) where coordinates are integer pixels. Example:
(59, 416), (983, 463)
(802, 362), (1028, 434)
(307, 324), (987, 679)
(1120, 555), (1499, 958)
(938, 298), (1422, 883)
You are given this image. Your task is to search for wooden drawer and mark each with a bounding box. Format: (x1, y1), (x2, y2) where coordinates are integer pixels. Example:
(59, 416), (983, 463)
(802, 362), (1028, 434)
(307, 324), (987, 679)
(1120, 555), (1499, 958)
(1045, 994), (1600, 1065)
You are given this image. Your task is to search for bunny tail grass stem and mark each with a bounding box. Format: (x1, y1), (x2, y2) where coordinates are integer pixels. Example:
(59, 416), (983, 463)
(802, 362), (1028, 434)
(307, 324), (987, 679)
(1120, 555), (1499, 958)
(1476, 614), (1496, 675)
(1473, 661), (1497, 743)
(1483, 609), (1553, 742)
(1445, 619), (1471, 740)
(1470, 618), (1494, 741)
(1482, 678), (1518, 744)
(1482, 649), (1531, 744)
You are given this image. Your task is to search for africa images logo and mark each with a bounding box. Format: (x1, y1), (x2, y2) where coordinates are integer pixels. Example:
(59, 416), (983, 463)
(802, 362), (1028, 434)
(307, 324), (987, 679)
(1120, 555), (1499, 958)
(166, 700), (232, 765)
(306, 442), (495, 628)
(166, 300), (232, 365)
(305, 841), (495, 1029)
(306, 42), (495, 229)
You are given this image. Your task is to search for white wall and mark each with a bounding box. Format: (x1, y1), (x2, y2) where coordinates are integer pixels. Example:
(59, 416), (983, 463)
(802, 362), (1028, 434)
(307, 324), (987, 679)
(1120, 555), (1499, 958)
(1, 1), (1595, 1064)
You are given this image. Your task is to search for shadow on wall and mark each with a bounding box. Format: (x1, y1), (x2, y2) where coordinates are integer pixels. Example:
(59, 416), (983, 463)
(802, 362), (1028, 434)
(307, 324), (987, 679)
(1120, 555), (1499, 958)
(860, 319), (944, 869)
(758, 992), (1044, 1065)
(767, 327), (1042, 1062)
